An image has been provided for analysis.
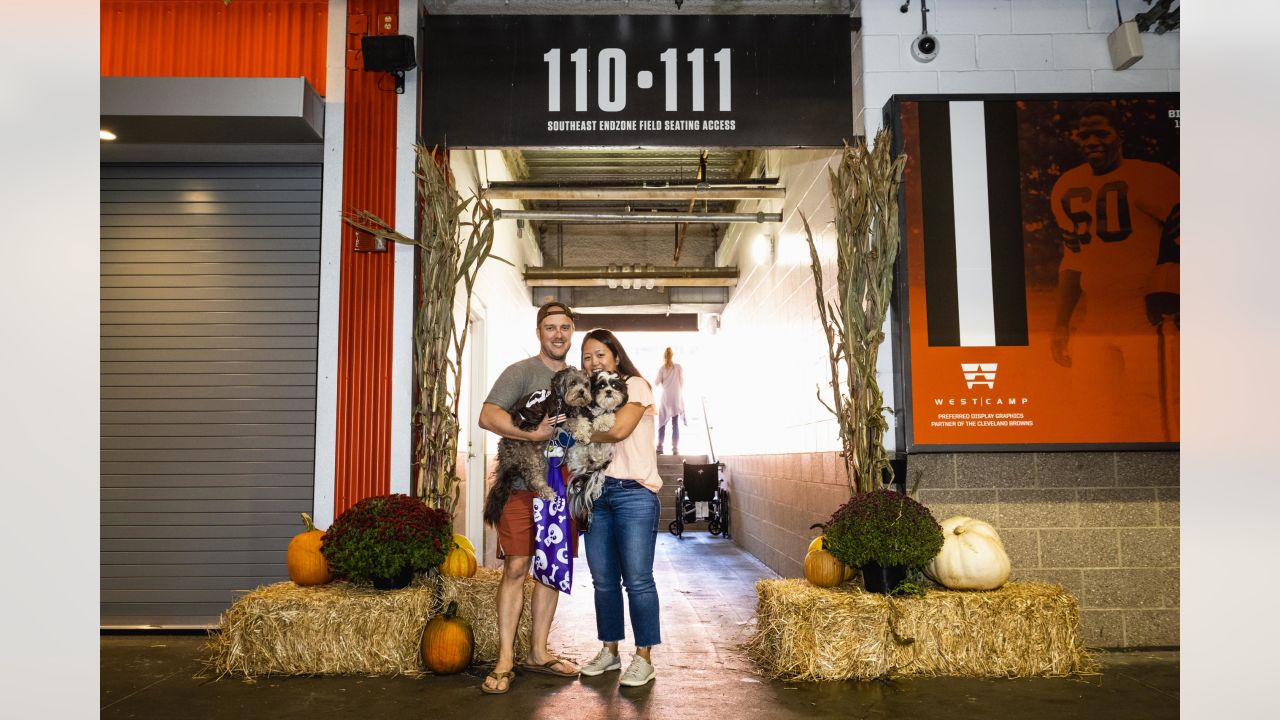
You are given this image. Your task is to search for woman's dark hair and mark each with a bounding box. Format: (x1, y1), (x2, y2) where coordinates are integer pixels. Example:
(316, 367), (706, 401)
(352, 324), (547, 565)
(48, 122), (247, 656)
(581, 328), (644, 381)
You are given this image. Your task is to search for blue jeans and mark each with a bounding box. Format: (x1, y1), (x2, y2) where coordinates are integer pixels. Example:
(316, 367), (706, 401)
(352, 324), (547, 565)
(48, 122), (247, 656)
(584, 477), (661, 647)
(657, 416), (679, 452)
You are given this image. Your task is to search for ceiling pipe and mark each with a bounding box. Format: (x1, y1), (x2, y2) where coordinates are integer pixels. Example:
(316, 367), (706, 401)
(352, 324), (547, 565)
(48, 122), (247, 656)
(484, 186), (785, 201)
(523, 265), (739, 287)
(495, 208), (781, 224)
(485, 178), (779, 188)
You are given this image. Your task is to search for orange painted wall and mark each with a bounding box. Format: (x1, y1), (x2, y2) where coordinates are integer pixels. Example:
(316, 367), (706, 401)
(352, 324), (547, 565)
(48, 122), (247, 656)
(333, 0), (401, 515)
(101, 0), (329, 95)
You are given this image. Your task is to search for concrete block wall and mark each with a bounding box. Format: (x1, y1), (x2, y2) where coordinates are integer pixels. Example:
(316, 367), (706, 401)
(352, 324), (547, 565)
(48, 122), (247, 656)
(722, 453), (852, 578)
(909, 450), (1179, 648)
(723, 449), (1179, 648)
(857, 0), (1180, 135)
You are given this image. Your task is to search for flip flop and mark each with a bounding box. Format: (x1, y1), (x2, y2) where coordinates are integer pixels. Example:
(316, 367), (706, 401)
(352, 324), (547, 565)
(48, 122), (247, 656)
(480, 670), (516, 694)
(517, 657), (579, 677)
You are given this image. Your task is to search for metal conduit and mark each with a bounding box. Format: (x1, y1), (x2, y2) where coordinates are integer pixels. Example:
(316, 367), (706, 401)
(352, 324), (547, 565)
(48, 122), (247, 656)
(524, 264), (738, 288)
(495, 208), (781, 224)
(485, 177), (780, 188)
(484, 187), (785, 201)
(524, 265), (738, 280)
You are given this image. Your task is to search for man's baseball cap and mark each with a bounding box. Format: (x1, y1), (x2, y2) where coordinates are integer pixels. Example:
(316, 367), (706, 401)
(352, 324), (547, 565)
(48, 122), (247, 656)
(536, 301), (575, 325)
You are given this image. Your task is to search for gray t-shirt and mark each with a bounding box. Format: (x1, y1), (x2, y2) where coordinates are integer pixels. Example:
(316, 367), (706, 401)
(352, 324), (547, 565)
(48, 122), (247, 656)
(485, 356), (556, 491)
(485, 355), (556, 413)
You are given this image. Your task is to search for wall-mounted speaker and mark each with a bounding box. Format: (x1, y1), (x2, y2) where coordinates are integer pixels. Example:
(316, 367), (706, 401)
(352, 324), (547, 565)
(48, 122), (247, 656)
(361, 35), (416, 94)
(361, 34), (416, 72)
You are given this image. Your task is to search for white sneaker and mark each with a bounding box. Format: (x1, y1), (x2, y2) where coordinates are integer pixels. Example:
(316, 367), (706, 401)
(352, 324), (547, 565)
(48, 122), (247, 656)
(579, 646), (621, 676)
(618, 654), (656, 687)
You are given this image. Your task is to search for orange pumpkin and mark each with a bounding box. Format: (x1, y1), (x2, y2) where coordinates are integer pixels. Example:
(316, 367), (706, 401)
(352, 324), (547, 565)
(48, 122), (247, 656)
(807, 534), (854, 581)
(421, 601), (474, 674)
(439, 544), (477, 578)
(452, 533), (476, 555)
(804, 548), (846, 588)
(287, 512), (332, 586)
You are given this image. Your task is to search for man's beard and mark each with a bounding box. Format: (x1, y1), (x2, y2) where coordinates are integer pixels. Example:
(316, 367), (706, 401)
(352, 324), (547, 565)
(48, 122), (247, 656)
(543, 344), (569, 361)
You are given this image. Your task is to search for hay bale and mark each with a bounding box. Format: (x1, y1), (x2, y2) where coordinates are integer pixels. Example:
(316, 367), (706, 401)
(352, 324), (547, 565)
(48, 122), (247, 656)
(204, 567), (534, 678)
(745, 579), (1098, 681)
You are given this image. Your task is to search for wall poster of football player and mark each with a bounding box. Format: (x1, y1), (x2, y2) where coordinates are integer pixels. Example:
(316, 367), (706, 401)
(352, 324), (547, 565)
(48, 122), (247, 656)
(890, 93), (1179, 449)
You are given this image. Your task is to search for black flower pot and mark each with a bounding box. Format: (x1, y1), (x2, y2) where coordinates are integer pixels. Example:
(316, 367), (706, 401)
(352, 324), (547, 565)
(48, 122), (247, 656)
(861, 562), (907, 594)
(371, 568), (415, 590)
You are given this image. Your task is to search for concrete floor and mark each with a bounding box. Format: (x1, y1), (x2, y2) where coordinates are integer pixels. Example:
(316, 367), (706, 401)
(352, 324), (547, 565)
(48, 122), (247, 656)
(101, 532), (1178, 719)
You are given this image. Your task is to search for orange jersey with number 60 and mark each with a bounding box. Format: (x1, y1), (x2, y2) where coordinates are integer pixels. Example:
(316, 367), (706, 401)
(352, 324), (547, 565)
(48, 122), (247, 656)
(1051, 158), (1179, 331)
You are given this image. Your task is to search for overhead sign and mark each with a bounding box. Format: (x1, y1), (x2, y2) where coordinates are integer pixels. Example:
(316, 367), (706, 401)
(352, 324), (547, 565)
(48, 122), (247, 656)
(419, 14), (853, 147)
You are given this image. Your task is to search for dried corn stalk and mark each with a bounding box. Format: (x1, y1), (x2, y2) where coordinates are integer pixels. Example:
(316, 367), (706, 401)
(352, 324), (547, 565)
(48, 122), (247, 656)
(803, 130), (906, 495)
(344, 146), (504, 512)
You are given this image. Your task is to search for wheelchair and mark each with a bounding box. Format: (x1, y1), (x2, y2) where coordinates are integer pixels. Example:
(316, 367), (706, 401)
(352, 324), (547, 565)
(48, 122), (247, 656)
(668, 461), (730, 538)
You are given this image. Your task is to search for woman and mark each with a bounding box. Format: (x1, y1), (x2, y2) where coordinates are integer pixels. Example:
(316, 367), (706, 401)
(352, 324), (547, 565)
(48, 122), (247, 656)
(576, 329), (662, 687)
(653, 347), (685, 455)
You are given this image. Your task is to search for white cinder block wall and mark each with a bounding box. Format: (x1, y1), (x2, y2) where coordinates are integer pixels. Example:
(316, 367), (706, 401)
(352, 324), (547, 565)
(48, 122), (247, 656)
(858, 0), (1179, 136)
(713, 149), (847, 458)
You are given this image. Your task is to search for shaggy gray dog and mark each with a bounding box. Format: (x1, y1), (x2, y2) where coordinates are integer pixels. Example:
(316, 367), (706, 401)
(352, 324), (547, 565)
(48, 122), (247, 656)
(566, 370), (628, 530)
(483, 367), (592, 526)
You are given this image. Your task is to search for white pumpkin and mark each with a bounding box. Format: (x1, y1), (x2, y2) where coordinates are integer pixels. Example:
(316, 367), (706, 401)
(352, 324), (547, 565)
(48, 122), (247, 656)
(923, 516), (1011, 590)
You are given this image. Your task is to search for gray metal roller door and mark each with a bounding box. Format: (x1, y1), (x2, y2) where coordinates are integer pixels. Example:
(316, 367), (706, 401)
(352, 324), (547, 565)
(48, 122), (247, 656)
(101, 164), (320, 628)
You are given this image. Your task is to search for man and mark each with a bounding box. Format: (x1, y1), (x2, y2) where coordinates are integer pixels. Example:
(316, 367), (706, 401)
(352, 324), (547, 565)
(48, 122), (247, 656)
(1049, 101), (1180, 440)
(476, 301), (581, 693)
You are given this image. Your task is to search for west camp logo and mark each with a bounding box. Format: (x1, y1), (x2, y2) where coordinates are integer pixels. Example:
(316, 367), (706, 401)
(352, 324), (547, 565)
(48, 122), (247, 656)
(931, 363), (1026, 407)
(961, 363), (998, 389)
(930, 361), (1028, 416)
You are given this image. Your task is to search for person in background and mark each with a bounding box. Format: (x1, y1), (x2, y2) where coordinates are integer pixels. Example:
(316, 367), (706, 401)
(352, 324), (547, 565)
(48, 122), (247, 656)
(476, 301), (582, 694)
(653, 347), (685, 455)
(577, 329), (663, 688)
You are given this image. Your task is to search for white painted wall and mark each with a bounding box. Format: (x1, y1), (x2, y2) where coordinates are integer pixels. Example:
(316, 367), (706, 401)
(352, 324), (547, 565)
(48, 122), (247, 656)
(389, 0), (420, 497)
(713, 149), (854, 456)
(312, 0), (348, 529)
(451, 149), (547, 461)
(858, 0), (1180, 136)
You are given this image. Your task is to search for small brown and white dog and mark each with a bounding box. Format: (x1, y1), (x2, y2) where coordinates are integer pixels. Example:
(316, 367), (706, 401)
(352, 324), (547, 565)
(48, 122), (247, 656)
(566, 370), (629, 529)
(483, 367), (592, 526)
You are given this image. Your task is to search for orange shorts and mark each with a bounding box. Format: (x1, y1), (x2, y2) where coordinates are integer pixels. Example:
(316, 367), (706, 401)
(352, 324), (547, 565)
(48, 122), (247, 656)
(495, 489), (579, 560)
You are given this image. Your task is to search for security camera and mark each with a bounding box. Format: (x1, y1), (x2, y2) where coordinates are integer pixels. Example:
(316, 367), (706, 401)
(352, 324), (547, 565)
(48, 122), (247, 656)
(911, 33), (939, 63)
